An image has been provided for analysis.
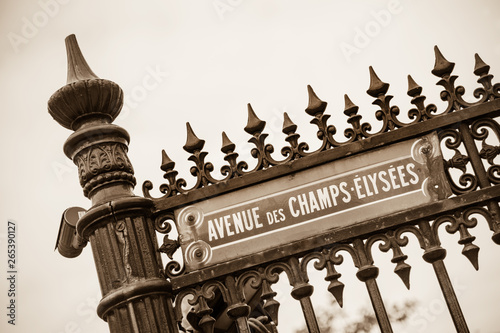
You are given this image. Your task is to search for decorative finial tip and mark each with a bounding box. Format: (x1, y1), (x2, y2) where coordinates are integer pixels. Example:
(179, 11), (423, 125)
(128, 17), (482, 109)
(65, 34), (99, 84)
(473, 53), (490, 76)
(407, 75), (422, 97)
(221, 131), (236, 154)
(343, 94), (359, 117)
(431, 45), (455, 77)
(305, 85), (327, 116)
(366, 66), (389, 97)
(160, 150), (175, 172)
(282, 112), (297, 135)
(48, 35), (123, 131)
(183, 122), (205, 153)
(244, 103), (266, 135)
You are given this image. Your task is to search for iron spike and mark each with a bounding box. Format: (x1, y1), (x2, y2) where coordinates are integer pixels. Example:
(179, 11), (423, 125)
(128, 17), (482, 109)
(473, 53), (490, 76)
(282, 112), (297, 135)
(462, 243), (480, 271)
(160, 149), (175, 172)
(183, 122), (205, 153)
(431, 45), (455, 77)
(394, 262), (411, 290)
(327, 280), (345, 308)
(305, 85), (327, 116)
(221, 131), (236, 154)
(65, 34), (100, 84)
(244, 103), (266, 135)
(366, 66), (389, 97)
(407, 75), (422, 97)
(343, 94), (359, 117)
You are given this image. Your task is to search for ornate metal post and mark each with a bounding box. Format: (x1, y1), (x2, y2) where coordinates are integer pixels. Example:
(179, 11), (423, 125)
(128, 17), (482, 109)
(49, 35), (177, 333)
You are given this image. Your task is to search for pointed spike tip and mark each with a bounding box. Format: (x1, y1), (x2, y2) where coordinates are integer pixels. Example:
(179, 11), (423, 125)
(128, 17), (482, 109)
(244, 103), (266, 135)
(64, 34), (99, 84)
(407, 75), (422, 97)
(474, 53), (490, 76)
(431, 45), (455, 77)
(395, 263), (411, 290)
(221, 131), (236, 154)
(462, 244), (480, 271)
(366, 66), (389, 97)
(183, 122), (205, 153)
(305, 85), (327, 116)
(282, 112), (297, 135)
(160, 149), (175, 172)
(327, 280), (345, 308)
(343, 94), (359, 117)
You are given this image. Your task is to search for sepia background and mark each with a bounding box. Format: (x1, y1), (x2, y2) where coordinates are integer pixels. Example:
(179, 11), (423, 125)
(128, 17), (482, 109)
(1, 0), (500, 332)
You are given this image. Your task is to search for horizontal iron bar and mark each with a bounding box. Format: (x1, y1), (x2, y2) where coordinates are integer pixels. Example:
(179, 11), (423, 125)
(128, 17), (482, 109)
(154, 99), (500, 213)
(171, 184), (500, 290)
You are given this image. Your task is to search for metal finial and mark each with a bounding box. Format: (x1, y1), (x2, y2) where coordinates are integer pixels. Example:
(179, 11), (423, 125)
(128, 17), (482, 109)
(473, 53), (490, 76)
(462, 243), (480, 271)
(305, 85), (327, 116)
(221, 131), (236, 154)
(48, 34), (123, 131)
(407, 75), (422, 97)
(431, 46), (455, 77)
(328, 280), (345, 308)
(65, 34), (99, 84)
(244, 103), (266, 135)
(366, 66), (389, 97)
(160, 150), (175, 172)
(343, 94), (359, 117)
(183, 122), (205, 153)
(282, 112), (297, 135)
(394, 262), (411, 290)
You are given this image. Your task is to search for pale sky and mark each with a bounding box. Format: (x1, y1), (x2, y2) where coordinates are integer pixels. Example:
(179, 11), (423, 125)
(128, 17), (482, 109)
(1, 1), (500, 332)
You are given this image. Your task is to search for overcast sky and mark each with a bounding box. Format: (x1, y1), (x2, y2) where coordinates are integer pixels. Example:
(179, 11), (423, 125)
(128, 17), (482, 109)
(1, 0), (500, 332)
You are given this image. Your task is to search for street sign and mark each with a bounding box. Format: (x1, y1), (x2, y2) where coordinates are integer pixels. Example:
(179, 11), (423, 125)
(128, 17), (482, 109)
(175, 132), (450, 272)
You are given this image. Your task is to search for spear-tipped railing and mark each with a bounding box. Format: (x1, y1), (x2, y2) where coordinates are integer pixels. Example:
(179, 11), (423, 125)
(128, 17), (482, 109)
(50, 35), (500, 333)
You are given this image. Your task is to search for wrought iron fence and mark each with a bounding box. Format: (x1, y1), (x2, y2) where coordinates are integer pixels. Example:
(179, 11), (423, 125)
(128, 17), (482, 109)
(49, 35), (500, 333)
(143, 46), (500, 333)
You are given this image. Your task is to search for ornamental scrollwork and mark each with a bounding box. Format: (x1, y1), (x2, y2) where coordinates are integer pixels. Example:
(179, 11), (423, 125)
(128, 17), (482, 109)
(143, 47), (500, 200)
(439, 128), (478, 195)
(153, 212), (184, 278)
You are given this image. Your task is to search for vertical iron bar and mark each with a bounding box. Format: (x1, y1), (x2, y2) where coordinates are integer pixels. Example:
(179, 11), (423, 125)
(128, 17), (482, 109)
(419, 221), (470, 332)
(225, 275), (251, 333)
(288, 257), (320, 333)
(459, 122), (500, 237)
(352, 239), (393, 333)
(432, 260), (470, 332)
(364, 279), (393, 333)
(459, 122), (489, 187)
(298, 297), (320, 333)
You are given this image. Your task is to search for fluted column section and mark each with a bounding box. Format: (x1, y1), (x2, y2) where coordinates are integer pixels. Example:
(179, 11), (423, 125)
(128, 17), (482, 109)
(48, 35), (176, 333)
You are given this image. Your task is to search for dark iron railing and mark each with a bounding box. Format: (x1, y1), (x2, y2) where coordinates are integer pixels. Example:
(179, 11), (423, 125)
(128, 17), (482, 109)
(145, 47), (500, 333)
(49, 35), (500, 333)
